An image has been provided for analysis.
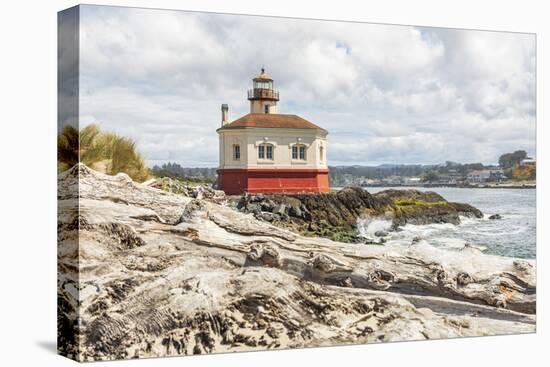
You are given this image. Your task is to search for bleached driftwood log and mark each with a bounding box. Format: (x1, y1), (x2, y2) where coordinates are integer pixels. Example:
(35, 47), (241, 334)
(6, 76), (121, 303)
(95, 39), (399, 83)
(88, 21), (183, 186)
(57, 164), (536, 361)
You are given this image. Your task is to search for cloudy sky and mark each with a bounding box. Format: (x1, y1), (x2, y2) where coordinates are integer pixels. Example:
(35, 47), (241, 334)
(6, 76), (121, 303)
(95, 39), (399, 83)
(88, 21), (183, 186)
(76, 5), (536, 167)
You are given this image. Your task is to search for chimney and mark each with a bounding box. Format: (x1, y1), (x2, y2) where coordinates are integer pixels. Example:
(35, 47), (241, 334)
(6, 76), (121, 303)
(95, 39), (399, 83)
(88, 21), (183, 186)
(221, 104), (229, 126)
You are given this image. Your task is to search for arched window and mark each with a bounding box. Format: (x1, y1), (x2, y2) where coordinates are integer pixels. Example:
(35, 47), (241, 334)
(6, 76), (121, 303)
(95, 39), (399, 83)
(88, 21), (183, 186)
(232, 144), (240, 161)
(319, 146), (324, 162)
(258, 143), (274, 160)
(292, 144), (306, 160)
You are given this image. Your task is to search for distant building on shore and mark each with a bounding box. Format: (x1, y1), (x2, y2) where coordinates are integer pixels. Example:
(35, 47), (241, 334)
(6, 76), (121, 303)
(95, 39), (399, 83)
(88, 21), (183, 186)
(216, 68), (329, 195)
(520, 158), (536, 166)
(467, 169), (504, 183)
(403, 177), (422, 185)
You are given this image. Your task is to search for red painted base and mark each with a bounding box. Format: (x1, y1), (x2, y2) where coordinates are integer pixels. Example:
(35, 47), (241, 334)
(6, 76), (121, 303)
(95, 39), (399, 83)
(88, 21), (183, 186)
(217, 168), (330, 195)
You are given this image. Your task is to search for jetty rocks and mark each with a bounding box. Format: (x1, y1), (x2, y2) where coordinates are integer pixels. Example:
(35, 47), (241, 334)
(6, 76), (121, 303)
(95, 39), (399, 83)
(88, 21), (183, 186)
(58, 165), (535, 361)
(234, 187), (483, 242)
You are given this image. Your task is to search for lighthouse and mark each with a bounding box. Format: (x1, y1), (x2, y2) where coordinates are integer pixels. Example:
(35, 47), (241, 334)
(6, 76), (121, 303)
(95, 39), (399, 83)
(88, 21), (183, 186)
(216, 68), (329, 195)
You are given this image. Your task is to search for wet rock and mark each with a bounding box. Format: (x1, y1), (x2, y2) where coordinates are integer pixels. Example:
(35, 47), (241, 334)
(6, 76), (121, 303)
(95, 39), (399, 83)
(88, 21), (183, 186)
(272, 203), (287, 216)
(248, 194), (265, 203)
(246, 203), (260, 213)
(255, 212), (276, 222)
(288, 204), (303, 218)
(300, 204), (312, 220)
(411, 236), (423, 244)
(229, 186), (483, 243)
(489, 214), (502, 220)
(260, 199), (276, 212)
(374, 230), (389, 237)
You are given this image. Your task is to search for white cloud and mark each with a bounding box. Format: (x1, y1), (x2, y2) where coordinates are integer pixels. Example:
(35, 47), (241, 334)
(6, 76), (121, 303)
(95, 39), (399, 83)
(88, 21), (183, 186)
(77, 5), (536, 167)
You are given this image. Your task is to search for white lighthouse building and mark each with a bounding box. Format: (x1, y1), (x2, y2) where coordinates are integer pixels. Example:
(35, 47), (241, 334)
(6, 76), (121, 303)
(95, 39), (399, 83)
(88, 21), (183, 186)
(216, 68), (329, 195)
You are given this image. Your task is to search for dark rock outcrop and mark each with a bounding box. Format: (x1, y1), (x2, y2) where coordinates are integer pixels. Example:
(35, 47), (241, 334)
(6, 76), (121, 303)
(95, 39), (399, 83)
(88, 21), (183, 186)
(378, 189), (483, 229)
(374, 230), (389, 237)
(234, 187), (386, 243)
(233, 187), (483, 242)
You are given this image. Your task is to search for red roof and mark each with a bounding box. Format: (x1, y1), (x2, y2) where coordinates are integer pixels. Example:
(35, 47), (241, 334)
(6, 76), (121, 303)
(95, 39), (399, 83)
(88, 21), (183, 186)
(219, 113), (326, 131)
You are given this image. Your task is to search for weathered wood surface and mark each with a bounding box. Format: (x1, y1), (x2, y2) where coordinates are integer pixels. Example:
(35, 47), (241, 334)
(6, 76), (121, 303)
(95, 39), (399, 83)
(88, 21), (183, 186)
(58, 164), (536, 361)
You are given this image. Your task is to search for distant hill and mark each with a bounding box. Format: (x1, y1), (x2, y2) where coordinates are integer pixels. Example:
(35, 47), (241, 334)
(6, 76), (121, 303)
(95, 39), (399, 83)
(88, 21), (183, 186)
(151, 161), (502, 187)
(151, 162), (216, 184)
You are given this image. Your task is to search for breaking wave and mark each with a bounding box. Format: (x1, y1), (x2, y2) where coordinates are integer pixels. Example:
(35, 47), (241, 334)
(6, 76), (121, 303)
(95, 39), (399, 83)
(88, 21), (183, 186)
(356, 214), (392, 239)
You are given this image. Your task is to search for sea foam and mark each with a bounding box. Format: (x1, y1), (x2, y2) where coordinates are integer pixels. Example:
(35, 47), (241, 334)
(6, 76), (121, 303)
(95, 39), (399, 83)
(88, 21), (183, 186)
(356, 214), (392, 238)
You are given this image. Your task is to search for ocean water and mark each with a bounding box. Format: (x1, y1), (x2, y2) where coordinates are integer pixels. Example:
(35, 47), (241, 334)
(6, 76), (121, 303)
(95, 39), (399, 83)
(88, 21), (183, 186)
(356, 187), (536, 259)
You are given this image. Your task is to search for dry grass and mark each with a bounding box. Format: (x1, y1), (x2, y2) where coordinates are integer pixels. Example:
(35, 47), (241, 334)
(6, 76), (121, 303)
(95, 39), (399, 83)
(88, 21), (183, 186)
(511, 164), (536, 181)
(58, 124), (149, 182)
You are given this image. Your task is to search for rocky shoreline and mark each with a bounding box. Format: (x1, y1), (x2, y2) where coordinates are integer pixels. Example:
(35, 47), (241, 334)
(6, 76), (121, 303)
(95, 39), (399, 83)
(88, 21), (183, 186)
(58, 165), (536, 361)
(231, 187), (483, 243)
(365, 183), (536, 189)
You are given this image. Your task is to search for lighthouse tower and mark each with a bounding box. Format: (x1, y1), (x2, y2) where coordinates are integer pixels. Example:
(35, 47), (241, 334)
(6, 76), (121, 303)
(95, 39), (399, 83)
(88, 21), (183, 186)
(248, 68), (279, 114)
(217, 68), (329, 195)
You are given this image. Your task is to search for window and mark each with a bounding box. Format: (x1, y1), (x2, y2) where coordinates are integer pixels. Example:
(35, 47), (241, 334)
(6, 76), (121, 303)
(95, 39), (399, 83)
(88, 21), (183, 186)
(258, 143), (274, 160)
(299, 146), (306, 160)
(292, 144), (306, 160)
(254, 80), (273, 89)
(319, 146), (324, 162)
(232, 144), (240, 161)
(264, 105), (269, 114)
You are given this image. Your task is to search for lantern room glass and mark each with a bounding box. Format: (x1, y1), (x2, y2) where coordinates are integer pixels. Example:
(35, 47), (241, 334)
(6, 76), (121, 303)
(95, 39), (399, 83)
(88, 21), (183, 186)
(254, 80), (273, 90)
